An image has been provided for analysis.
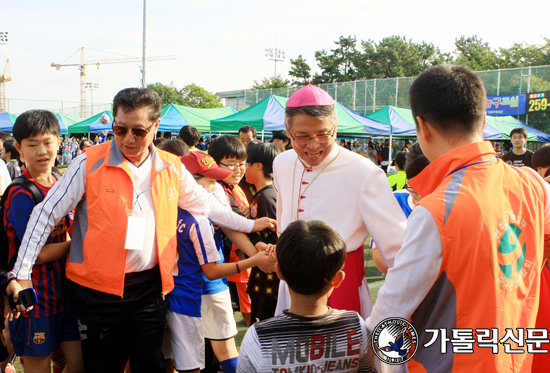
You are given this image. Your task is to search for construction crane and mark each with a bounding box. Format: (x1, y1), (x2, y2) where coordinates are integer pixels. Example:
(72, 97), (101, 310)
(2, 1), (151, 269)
(0, 59), (11, 113)
(51, 47), (176, 117)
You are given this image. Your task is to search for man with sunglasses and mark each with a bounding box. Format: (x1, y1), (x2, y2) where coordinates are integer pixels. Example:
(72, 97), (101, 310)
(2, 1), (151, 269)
(273, 84), (407, 321)
(11, 88), (276, 373)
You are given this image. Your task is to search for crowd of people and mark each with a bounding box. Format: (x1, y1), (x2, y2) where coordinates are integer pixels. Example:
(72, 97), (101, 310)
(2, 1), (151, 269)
(0, 64), (547, 373)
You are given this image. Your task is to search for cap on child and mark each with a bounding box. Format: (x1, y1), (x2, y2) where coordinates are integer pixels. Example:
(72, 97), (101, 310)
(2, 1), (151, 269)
(180, 152), (233, 181)
(286, 83), (335, 108)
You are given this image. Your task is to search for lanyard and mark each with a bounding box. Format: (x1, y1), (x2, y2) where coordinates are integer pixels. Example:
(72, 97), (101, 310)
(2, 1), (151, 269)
(132, 180), (155, 211)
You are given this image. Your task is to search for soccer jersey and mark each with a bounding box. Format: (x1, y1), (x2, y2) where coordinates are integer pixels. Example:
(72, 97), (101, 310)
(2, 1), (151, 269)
(201, 227), (229, 295)
(168, 208), (221, 317)
(392, 189), (414, 218)
(387, 170), (407, 191)
(3, 169), (70, 318)
(237, 308), (376, 373)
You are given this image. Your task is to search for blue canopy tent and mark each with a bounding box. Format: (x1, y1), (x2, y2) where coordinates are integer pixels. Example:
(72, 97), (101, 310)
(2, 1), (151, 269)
(211, 95), (389, 135)
(158, 105), (238, 133)
(69, 111), (113, 134)
(0, 112), (16, 132)
(56, 113), (81, 135)
(364, 106), (550, 141)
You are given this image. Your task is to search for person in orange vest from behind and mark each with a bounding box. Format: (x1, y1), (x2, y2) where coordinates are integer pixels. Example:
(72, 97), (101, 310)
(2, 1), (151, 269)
(530, 144), (550, 372)
(366, 64), (550, 372)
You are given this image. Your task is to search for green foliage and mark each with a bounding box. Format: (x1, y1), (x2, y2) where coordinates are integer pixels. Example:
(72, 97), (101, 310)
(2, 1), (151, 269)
(148, 82), (186, 106)
(453, 35), (500, 70)
(251, 75), (290, 90)
(148, 82), (222, 108)
(180, 84), (223, 108)
(289, 54), (311, 84)
(289, 34), (549, 83)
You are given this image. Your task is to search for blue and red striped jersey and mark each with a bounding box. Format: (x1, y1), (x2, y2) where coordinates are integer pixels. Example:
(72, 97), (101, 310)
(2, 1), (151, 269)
(3, 169), (71, 318)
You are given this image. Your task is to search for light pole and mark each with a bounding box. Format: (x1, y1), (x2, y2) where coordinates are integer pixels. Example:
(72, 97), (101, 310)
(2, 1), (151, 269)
(85, 82), (99, 117)
(265, 47), (285, 78)
(142, 0), (147, 88)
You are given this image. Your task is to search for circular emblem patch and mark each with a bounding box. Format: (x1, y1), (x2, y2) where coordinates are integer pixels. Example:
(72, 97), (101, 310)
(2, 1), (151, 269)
(372, 317), (418, 365)
(490, 211), (536, 292)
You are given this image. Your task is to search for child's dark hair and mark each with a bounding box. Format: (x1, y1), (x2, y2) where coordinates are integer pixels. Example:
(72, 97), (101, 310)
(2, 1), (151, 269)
(13, 110), (60, 144)
(392, 151), (407, 170)
(532, 144), (550, 171)
(3, 139), (19, 159)
(179, 126), (201, 148)
(246, 141), (280, 179)
(208, 135), (246, 163)
(157, 139), (189, 157)
(277, 220), (346, 295)
(405, 143), (430, 179)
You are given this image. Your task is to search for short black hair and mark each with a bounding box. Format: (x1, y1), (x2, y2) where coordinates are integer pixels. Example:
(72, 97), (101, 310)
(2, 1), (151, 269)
(179, 126), (201, 148)
(277, 220), (346, 295)
(3, 139), (19, 159)
(285, 105), (337, 128)
(238, 125), (257, 138)
(393, 151), (407, 170)
(532, 144), (550, 170)
(80, 140), (91, 151)
(208, 135), (247, 163)
(246, 141), (280, 179)
(409, 65), (486, 142)
(112, 88), (162, 122)
(510, 127), (528, 139)
(0, 131), (7, 141)
(13, 110), (60, 144)
(157, 139), (189, 157)
(153, 138), (167, 147)
(405, 143), (430, 180)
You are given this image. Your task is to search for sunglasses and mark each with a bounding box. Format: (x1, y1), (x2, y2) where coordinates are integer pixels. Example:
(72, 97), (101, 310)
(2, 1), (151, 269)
(112, 121), (155, 139)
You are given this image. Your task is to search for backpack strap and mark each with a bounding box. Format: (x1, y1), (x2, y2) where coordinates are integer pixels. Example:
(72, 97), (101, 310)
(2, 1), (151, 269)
(0, 177), (45, 271)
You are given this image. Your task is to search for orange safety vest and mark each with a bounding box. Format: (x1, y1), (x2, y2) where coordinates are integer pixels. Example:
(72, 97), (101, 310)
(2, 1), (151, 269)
(66, 141), (181, 297)
(407, 141), (544, 373)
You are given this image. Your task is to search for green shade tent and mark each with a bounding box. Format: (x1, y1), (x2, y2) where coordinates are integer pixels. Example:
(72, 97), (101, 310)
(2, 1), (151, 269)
(68, 111), (113, 134)
(56, 113), (81, 135)
(210, 96), (288, 133)
(0, 112), (17, 132)
(158, 105), (238, 133)
(364, 105), (550, 142)
(210, 95), (379, 134)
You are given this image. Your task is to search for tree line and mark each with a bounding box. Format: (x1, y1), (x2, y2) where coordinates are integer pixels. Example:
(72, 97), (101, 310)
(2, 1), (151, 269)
(254, 35), (550, 89)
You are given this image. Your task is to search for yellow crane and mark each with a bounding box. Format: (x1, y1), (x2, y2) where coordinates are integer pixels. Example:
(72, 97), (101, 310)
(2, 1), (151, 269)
(51, 47), (176, 117)
(0, 59), (11, 113)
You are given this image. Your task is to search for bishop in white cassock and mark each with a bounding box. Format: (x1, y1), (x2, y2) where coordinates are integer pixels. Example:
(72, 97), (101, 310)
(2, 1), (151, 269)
(273, 84), (407, 318)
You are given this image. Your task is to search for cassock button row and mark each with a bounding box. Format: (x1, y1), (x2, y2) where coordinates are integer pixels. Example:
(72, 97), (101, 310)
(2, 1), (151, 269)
(298, 209), (304, 212)
(300, 196), (306, 199)
(302, 181), (308, 185)
(306, 169), (312, 172)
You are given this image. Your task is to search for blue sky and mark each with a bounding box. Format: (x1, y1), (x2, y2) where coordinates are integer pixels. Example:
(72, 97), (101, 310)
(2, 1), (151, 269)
(0, 0), (548, 114)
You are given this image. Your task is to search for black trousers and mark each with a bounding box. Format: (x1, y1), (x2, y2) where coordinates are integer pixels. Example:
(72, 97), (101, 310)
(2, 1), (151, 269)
(71, 266), (168, 373)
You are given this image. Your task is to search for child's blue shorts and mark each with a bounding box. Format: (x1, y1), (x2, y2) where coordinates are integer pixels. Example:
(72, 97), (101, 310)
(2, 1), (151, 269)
(9, 307), (80, 357)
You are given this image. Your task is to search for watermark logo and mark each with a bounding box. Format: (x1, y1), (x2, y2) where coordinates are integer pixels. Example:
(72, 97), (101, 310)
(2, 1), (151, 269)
(372, 317), (418, 365)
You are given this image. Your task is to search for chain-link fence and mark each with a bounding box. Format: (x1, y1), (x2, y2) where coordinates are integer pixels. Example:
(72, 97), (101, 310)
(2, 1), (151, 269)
(234, 65), (550, 134)
(5, 99), (112, 118)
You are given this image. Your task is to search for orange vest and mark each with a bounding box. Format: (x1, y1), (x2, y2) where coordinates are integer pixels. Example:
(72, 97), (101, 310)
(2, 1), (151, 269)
(66, 141), (181, 297)
(407, 141), (544, 373)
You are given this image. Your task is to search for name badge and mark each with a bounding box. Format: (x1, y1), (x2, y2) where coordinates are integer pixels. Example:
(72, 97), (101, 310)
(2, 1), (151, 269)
(125, 216), (146, 250)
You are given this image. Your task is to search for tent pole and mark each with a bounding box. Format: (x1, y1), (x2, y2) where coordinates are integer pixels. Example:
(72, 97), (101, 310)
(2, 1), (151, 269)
(388, 134), (392, 175)
(262, 129), (264, 142)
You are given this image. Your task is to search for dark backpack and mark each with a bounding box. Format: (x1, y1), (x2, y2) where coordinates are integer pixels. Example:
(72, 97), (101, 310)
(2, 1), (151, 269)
(0, 177), (46, 271)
